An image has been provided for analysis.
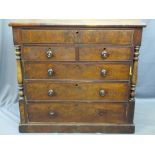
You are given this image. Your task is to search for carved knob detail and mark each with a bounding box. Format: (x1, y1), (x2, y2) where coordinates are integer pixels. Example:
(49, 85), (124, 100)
(48, 89), (55, 96)
(99, 89), (105, 97)
(46, 49), (53, 58)
(101, 50), (109, 59)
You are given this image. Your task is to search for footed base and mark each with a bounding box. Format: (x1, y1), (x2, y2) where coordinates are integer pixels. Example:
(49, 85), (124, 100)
(19, 123), (135, 133)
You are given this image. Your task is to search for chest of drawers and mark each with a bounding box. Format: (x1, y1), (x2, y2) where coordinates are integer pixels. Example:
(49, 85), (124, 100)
(9, 20), (145, 133)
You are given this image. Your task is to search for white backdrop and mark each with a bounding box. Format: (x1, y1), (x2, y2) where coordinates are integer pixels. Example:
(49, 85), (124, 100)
(0, 19), (18, 114)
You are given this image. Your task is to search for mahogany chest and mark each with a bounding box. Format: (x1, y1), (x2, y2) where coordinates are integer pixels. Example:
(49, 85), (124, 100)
(9, 20), (145, 133)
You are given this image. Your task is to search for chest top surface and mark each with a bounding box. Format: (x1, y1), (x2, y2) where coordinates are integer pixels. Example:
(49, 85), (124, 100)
(9, 19), (145, 27)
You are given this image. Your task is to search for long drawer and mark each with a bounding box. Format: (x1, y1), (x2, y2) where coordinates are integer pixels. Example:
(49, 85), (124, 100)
(24, 62), (131, 80)
(27, 102), (127, 123)
(22, 45), (133, 61)
(25, 81), (129, 101)
(21, 29), (134, 44)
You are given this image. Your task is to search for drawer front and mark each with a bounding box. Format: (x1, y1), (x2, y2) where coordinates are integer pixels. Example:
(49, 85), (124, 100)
(27, 102), (127, 123)
(22, 46), (133, 61)
(22, 29), (75, 43)
(22, 46), (75, 61)
(21, 29), (133, 44)
(25, 82), (129, 101)
(24, 62), (130, 80)
(78, 30), (133, 44)
(79, 46), (133, 61)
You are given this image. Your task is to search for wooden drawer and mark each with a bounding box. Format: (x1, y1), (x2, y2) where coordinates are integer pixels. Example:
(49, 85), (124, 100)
(77, 30), (133, 44)
(22, 46), (75, 61)
(24, 62), (131, 80)
(21, 29), (133, 44)
(27, 102), (127, 123)
(25, 81), (129, 101)
(22, 29), (75, 44)
(22, 46), (133, 61)
(79, 46), (133, 61)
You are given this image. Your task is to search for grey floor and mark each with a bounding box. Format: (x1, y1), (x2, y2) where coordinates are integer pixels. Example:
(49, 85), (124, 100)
(0, 98), (155, 134)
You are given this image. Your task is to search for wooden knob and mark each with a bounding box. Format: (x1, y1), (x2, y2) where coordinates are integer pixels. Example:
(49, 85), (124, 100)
(48, 110), (57, 117)
(48, 68), (54, 76)
(49, 111), (55, 116)
(48, 89), (55, 96)
(101, 50), (109, 59)
(99, 89), (105, 97)
(46, 49), (53, 58)
(101, 69), (107, 77)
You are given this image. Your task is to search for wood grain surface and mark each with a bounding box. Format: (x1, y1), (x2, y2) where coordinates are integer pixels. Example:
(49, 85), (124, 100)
(24, 62), (131, 80)
(27, 102), (127, 123)
(25, 81), (129, 101)
(21, 29), (134, 44)
(22, 46), (75, 61)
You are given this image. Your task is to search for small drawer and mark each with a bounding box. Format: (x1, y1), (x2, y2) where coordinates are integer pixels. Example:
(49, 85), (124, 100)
(22, 46), (75, 61)
(21, 29), (133, 44)
(24, 62), (131, 80)
(79, 46), (133, 61)
(25, 81), (129, 101)
(27, 102), (127, 123)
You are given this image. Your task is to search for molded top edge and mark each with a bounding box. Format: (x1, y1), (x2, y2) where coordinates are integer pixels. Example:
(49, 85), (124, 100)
(9, 19), (146, 27)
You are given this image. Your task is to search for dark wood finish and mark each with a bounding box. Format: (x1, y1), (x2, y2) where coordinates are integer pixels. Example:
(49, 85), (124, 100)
(77, 30), (134, 44)
(79, 46), (133, 61)
(12, 28), (22, 44)
(19, 100), (26, 123)
(133, 28), (143, 46)
(27, 102), (127, 123)
(22, 46), (75, 61)
(25, 81), (129, 101)
(22, 45), (133, 61)
(22, 29), (75, 44)
(21, 29), (134, 44)
(126, 100), (135, 123)
(19, 123), (135, 133)
(24, 62), (131, 80)
(10, 20), (145, 133)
